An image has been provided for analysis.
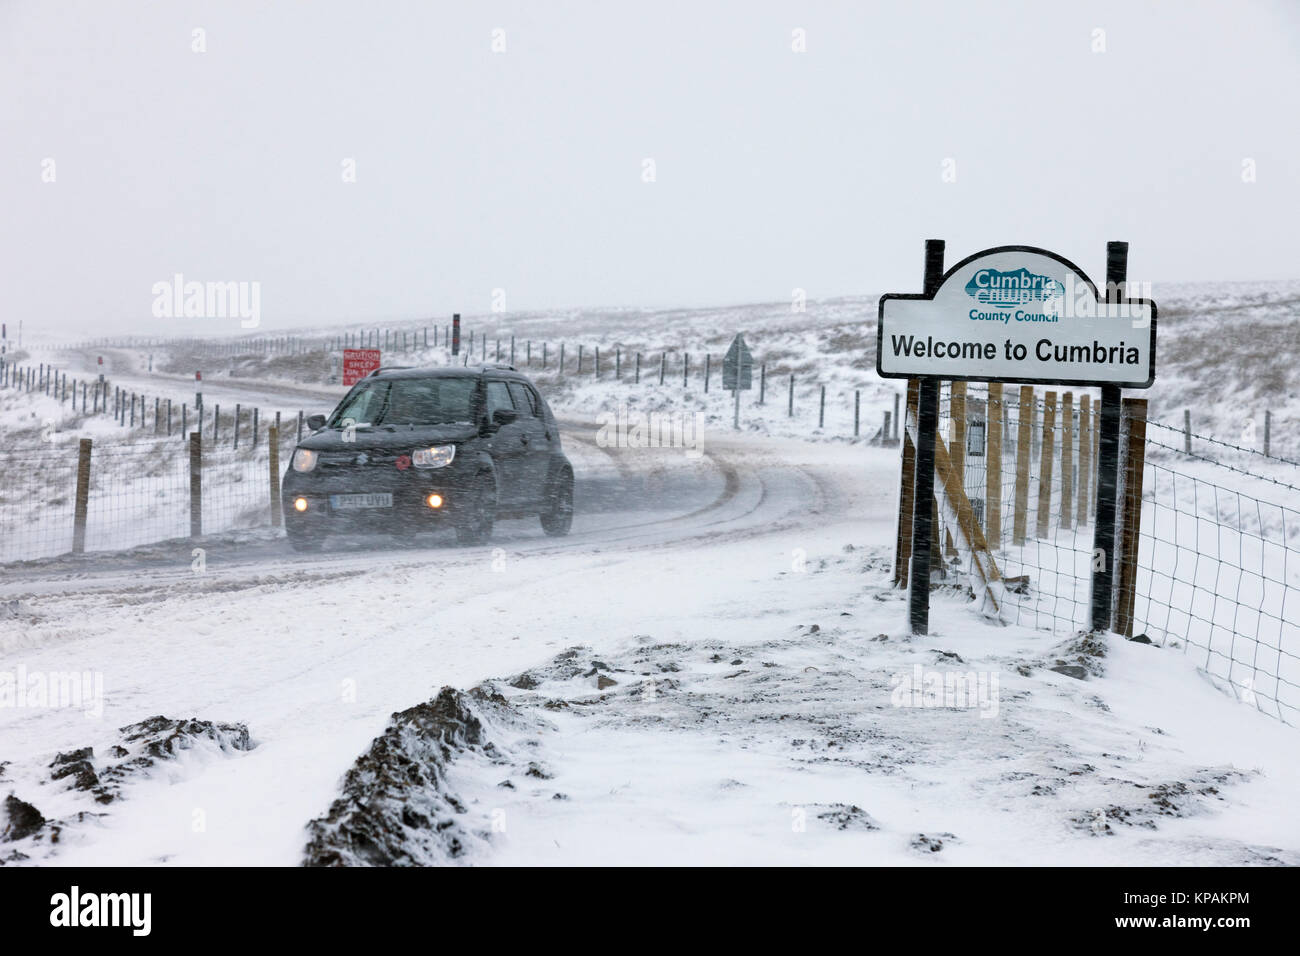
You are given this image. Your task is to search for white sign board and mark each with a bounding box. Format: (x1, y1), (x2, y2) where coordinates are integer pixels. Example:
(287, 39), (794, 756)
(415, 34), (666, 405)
(877, 246), (1156, 388)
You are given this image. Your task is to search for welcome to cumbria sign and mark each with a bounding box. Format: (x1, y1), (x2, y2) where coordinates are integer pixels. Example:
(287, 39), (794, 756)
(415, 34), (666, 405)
(877, 246), (1156, 388)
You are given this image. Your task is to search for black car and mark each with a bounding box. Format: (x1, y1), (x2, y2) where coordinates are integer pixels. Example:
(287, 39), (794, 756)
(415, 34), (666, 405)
(281, 364), (573, 551)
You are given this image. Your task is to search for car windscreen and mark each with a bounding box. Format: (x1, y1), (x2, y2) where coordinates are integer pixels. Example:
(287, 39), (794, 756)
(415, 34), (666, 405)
(330, 377), (478, 427)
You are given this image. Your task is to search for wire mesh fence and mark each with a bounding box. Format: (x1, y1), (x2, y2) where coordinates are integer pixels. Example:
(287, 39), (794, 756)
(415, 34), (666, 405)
(1130, 461), (1300, 725)
(0, 430), (292, 564)
(931, 383), (1101, 635)
(920, 380), (1300, 725)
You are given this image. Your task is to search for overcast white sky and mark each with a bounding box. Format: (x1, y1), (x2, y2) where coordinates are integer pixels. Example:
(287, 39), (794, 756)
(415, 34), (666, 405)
(3, 0), (1298, 336)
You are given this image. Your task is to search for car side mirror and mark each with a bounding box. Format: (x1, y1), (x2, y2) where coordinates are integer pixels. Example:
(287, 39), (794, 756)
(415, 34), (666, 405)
(307, 414), (327, 430)
(492, 408), (518, 429)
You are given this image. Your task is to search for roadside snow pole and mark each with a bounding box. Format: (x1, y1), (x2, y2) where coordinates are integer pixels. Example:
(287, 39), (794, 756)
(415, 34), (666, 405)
(788, 373), (794, 417)
(269, 426), (282, 528)
(72, 438), (92, 554)
(253, 408), (260, 447)
(635, 352), (641, 383)
(759, 363), (766, 405)
(704, 354), (710, 393)
(659, 353), (665, 384)
(297, 410), (303, 442)
(234, 404), (241, 449)
(189, 431), (202, 539)
(560, 343), (566, 374)
(452, 314), (461, 357)
(683, 353), (689, 387)
(854, 390), (860, 437)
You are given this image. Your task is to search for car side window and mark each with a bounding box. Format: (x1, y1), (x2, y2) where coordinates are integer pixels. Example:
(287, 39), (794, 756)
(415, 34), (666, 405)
(507, 382), (536, 417)
(485, 381), (514, 418)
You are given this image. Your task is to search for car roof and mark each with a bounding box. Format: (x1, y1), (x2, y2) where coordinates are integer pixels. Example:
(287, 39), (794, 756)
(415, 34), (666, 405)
(367, 365), (532, 383)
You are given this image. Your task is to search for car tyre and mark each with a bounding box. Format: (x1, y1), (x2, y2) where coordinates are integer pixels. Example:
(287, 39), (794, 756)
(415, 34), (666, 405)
(456, 472), (497, 545)
(540, 467), (574, 537)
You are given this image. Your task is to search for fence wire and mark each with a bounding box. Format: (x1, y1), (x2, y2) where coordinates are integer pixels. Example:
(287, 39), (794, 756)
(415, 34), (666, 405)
(924, 384), (1299, 725)
(0, 432), (289, 563)
(1131, 462), (1300, 725)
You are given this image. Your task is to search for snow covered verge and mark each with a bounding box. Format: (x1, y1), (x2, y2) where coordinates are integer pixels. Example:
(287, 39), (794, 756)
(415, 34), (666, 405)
(287, 549), (1298, 866)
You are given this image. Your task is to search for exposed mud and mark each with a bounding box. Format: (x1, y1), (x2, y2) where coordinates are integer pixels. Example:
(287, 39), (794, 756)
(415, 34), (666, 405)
(303, 686), (523, 867)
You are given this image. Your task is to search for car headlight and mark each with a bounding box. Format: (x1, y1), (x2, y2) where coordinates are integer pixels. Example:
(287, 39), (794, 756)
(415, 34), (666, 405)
(412, 444), (456, 469)
(292, 448), (318, 473)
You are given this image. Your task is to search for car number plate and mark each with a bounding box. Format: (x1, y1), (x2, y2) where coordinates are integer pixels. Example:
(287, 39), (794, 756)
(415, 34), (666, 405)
(330, 493), (393, 510)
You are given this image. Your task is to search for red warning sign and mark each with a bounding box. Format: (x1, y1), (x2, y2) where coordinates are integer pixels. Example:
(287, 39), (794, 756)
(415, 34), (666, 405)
(343, 348), (381, 385)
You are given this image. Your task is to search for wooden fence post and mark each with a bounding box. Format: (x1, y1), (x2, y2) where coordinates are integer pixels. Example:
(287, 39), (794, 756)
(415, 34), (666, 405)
(1060, 392), (1074, 530)
(269, 426), (282, 528)
(72, 438), (92, 554)
(987, 383), (1003, 548)
(949, 382), (967, 484)
(1012, 386), (1034, 546)
(1092, 404), (1099, 500)
(1077, 394), (1091, 527)
(1036, 391), (1057, 538)
(189, 431), (202, 539)
(1114, 399), (1149, 637)
(1183, 408), (1191, 454)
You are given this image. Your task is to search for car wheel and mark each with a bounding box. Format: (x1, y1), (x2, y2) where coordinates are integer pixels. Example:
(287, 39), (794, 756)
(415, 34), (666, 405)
(456, 472), (496, 545)
(287, 525), (325, 553)
(540, 468), (574, 537)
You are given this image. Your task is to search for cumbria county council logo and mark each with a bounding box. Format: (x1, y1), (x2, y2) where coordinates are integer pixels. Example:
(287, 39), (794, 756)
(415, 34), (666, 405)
(964, 267), (1065, 309)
